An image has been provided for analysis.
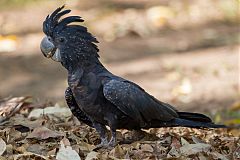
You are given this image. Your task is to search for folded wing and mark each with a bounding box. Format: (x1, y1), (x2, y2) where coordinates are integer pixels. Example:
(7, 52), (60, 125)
(103, 80), (178, 127)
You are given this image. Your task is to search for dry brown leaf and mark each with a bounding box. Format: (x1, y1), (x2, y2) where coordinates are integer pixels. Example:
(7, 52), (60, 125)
(61, 137), (71, 146)
(209, 151), (228, 160)
(180, 143), (211, 156)
(5, 144), (13, 156)
(0, 97), (30, 123)
(123, 150), (131, 159)
(192, 135), (205, 144)
(47, 148), (57, 157)
(167, 146), (181, 158)
(171, 137), (181, 149)
(228, 129), (240, 137)
(0, 156), (7, 160)
(198, 153), (207, 160)
(7, 128), (23, 143)
(159, 136), (172, 147)
(85, 151), (99, 160)
(11, 116), (46, 131)
(0, 138), (6, 156)
(56, 139), (81, 160)
(233, 146), (240, 160)
(26, 126), (64, 140)
(15, 144), (28, 154)
(13, 152), (47, 160)
(26, 144), (46, 155)
(141, 144), (154, 152)
(28, 104), (72, 119)
(109, 145), (126, 159)
(97, 152), (109, 160)
(0, 96), (238, 159)
(181, 137), (190, 146)
(78, 142), (95, 153)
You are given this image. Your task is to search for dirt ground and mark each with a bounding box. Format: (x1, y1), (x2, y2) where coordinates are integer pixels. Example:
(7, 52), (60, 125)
(0, 33), (238, 114)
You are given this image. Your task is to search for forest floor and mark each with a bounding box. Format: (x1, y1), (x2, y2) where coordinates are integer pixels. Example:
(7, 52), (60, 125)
(0, 1), (239, 159)
(0, 33), (238, 114)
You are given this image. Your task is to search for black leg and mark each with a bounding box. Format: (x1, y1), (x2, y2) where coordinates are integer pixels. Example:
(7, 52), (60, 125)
(65, 87), (93, 127)
(108, 128), (117, 147)
(107, 117), (117, 147)
(93, 122), (108, 148)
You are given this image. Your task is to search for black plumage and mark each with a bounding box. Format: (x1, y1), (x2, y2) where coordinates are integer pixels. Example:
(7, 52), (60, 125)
(40, 6), (226, 148)
(65, 87), (93, 127)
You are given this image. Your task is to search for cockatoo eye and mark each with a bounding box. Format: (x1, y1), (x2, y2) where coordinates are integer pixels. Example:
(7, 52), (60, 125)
(59, 37), (65, 43)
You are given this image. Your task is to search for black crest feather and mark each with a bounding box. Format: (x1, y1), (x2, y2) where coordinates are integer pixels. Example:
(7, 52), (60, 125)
(43, 5), (99, 56)
(43, 5), (85, 36)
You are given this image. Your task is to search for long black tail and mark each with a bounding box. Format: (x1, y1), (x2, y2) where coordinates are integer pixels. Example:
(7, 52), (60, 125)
(177, 111), (226, 128)
(148, 112), (226, 128)
(173, 118), (226, 128)
(178, 112), (212, 123)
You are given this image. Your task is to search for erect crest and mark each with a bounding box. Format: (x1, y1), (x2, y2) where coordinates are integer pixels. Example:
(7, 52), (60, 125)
(43, 5), (100, 57)
(43, 5), (85, 36)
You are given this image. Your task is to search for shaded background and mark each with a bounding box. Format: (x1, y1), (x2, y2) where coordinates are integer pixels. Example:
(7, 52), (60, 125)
(0, 0), (239, 119)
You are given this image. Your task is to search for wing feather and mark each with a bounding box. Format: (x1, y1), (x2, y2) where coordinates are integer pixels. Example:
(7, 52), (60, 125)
(103, 80), (178, 127)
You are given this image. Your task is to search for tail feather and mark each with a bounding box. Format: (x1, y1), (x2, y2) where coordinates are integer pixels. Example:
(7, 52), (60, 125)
(178, 112), (212, 123)
(147, 118), (226, 128)
(176, 112), (226, 128)
(174, 118), (226, 128)
(147, 112), (226, 129)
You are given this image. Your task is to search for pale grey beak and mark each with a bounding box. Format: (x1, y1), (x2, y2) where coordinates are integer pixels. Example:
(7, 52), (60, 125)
(40, 36), (61, 62)
(51, 48), (61, 62)
(40, 36), (55, 58)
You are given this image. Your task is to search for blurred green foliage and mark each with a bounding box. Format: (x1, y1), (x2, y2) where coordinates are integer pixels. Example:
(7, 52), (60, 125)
(214, 102), (240, 127)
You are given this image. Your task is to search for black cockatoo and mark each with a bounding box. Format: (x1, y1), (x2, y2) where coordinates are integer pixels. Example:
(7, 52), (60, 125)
(40, 6), (225, 148)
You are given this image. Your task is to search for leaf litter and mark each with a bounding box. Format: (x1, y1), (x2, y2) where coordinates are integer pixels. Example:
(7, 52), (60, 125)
(0, 96), (239, 160)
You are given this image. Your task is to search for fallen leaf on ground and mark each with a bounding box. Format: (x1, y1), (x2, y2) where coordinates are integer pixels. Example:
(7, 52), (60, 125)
(78, 142), (95, 153)
(109, 145), (126, 159)
(167, 146), (181, 158)
(0, 97), (30, 123)
(56, 139), (81, 160)
(0, 96), (238, 159)
(192, 135), (205, 144)
(0, 138), (6, 156)
(233, 146), (240, 160)
(209, 151), (228, 160)
(0, 156), (7, 160)
(13, 152), (47, 160)
(171, 137), (181, 149)
(26, 144), (46, 155)
(26, 126), (64, 140)
(180, 137), (190, 146)
(180, 143), (211, 156)
(47, 148), (57, 157)
(85, 151), (99, 160)
(28, 104), (72, 119)
(61, 137), (71, 146)
(141, 144), (154, 152)
(11, 115), (46, 130)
